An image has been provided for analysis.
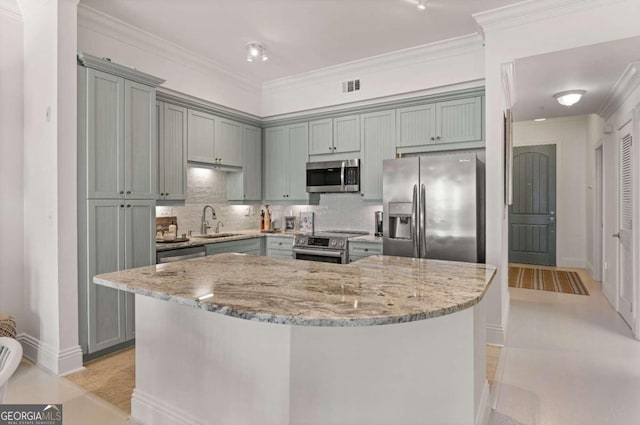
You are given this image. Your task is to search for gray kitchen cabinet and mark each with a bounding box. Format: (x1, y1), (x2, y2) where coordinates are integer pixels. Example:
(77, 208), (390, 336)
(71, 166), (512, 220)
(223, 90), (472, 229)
(264, 123), (310, 201)
(205, 238), (263, 256)
(360, 109), (396, 200)
(227, 124), (262, 201)
(266, 236), (294, 259)
(308, 115), (360, 156)
(396, 96), (483, 148)
(187, 109), (242, 167)
(85, 199), (154, 353)
(348, 241), (382, 263)
(83, 68), (157, 200)
(157, 102), (188, 202)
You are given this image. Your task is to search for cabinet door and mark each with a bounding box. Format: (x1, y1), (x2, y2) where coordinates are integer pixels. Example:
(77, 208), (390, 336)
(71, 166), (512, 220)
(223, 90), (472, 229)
(361, 110), (396, 200)
(396, 104), (436, 147)
(333, 115), (361, 153)
(156, 101), (164, 200)
(287, 123), (309, 200)
(124, 80), (157, 199)
(87, 200), (126, 353)
(435, 97), (482, 144)
(162, 103), (188, 201)
(123, 200), (155, 340)
(309, 118), (333, 155)
(86, 69), (125, 199)
(216, 118), (243, 167)
(243, 125), (262, 201)
(187, 109), (216, 163)
(264, 126), (288, 201)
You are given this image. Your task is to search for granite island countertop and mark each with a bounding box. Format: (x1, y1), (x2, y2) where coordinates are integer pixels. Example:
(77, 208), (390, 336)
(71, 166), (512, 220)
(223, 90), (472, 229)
(95, 253), (496, 327)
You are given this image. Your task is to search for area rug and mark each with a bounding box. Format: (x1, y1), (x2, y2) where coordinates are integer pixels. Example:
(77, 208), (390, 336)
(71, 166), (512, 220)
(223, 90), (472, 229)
(508, 266), (589, 295)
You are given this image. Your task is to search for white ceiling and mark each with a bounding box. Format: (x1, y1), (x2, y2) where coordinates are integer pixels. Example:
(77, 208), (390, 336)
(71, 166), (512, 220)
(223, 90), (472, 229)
(512, 36), (640, 122)
(78, 0), (522, 84)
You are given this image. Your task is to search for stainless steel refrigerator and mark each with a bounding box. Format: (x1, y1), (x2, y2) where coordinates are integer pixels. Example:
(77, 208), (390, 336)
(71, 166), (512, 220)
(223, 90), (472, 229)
(382, 152), (485, 263)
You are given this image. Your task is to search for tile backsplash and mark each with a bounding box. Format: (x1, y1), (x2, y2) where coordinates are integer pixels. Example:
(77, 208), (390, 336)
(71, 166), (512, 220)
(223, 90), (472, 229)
(156, 166), (382, 235)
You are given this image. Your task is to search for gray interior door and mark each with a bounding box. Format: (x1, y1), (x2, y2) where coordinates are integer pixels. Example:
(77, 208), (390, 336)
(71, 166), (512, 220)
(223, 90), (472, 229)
(509, 145), (557, 266)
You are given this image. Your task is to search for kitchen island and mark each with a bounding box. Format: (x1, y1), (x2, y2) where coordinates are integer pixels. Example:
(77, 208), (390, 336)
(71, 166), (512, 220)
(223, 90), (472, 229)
(95, 253), (496, 425)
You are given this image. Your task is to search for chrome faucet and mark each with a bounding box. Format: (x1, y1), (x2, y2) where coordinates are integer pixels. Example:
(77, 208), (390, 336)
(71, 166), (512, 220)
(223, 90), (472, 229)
(201, 205), (216, 235)
(215, 221), (224, 234)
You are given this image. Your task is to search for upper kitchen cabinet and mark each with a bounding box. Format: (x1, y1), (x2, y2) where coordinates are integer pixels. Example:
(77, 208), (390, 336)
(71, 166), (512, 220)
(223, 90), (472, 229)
(227, 124), (262, 201)
(360, 109), (396, 201)
(264, 122), (313, 202)
(187, 109), (242, 167)
(157, 102), (188, 202)
(80, 67), (158, 200)
(309, 115), (360, 156)
(396, 96), (483, 149)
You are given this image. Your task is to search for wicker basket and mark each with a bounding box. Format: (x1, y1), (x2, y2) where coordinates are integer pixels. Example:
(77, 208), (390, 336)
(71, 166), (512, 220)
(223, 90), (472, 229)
(0, 314), (16, 339)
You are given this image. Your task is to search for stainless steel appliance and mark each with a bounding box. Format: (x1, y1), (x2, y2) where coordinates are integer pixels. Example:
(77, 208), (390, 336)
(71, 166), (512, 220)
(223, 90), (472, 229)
(156, 245), (206, 264)
(383, 152), (485, 263)
(306, 159), (360, 193)
(375, 211), (383, 237)
(293, 230), (368, 264)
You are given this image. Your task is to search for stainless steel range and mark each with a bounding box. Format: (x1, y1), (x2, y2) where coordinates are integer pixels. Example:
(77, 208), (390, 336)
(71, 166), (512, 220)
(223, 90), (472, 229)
(293, 231), (368, 264)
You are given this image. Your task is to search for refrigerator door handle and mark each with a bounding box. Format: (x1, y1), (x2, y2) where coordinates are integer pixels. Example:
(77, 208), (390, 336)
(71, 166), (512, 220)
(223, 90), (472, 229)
(420, 183), (427, 258)
(412, 184), (418, 257)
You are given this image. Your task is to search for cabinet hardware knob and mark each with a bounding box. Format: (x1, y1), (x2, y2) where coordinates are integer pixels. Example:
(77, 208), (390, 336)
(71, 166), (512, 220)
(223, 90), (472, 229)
(160, 193), (164, 196)
(127, 204), (131, 208)
(364, 248), (369, 252)
(126, 190), (132, 194)
(166, 193), (169, 196)
(436, 136), (441, 141)
(329, 147), (332, 150)
(120, 204), (125, 208)
(430, 137), (435, 141)
(120, 190), (125, 194)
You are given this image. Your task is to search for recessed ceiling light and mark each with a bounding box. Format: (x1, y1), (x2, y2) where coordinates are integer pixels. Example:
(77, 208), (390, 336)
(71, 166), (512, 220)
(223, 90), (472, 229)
(246, 42), (268, 63)
(534, 118), (546, 122)
(417, 0), (427, 10)
(554, 90), (585, 107)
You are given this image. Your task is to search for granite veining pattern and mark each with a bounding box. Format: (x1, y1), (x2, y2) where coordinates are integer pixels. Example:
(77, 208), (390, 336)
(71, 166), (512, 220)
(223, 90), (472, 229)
(155, 231), (295, 251)
(95, 254), (496, 327)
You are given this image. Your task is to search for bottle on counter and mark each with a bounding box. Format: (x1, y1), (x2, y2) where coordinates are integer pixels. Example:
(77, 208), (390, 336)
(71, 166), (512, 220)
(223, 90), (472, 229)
(169, 222), (177, 237)
(265, 205), (272, 231)
(260, 209), (265, 230)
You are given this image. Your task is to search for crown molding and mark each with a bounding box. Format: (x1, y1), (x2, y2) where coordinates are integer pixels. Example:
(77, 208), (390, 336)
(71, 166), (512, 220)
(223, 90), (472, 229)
(77, 4), (261, 91)
(473, 0), (629, 34)
(599, 62), (640, 121)
(0, 0), (20, 20)
(78, 52), (166, 87)
(263, 33), (484, 91)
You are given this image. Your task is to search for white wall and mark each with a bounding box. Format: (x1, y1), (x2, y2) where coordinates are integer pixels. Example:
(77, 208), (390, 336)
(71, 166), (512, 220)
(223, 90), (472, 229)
(18, 0), (82, 375)
(0, 8), (24, 329)
(513, 115), (597, 268)
(585, 113), (605, 279)
(262, 34), (485, 117)
(476, 0), (640, 345)
(77, 5), (262, 117)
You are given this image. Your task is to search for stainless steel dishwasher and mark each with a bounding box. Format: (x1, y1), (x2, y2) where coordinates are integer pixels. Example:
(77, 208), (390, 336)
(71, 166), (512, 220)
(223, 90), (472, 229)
(156, 245), (206, 264)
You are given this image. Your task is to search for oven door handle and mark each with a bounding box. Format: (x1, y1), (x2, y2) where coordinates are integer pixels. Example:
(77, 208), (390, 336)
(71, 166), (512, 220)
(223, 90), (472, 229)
(293, 248), (344, 257)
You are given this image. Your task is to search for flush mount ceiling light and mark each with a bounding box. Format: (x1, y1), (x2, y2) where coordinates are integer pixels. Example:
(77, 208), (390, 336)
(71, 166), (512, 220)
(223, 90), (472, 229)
(246, 42), (268, 62)
(417, 0), (427, 10)
(554, 90), (585, 107)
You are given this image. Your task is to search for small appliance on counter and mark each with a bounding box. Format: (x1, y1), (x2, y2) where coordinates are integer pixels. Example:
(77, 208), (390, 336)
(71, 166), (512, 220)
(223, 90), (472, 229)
(375, 211), (383, 236)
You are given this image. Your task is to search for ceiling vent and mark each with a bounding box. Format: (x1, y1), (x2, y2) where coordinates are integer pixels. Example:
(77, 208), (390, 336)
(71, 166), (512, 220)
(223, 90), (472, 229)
(342, 79), (361, 94)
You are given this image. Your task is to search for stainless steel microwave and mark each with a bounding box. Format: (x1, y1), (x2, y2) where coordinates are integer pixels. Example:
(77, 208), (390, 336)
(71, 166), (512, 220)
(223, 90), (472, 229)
(306, 159), (360, 193)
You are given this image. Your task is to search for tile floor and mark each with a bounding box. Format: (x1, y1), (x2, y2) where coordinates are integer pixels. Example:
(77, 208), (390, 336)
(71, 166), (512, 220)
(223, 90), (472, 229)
(5, 265), (639, 424)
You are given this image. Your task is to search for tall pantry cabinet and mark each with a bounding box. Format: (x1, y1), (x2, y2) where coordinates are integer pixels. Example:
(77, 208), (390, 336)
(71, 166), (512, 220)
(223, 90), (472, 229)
(77, 53), (165, 357)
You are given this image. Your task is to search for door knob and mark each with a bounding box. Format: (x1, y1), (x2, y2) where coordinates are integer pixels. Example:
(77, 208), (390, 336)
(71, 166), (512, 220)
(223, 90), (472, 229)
(612, 232), (621, 238)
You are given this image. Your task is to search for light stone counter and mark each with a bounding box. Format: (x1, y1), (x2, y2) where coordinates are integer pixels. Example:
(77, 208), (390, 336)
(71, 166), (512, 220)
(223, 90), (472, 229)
(94, 253), (495, 326)
(155, 230), (295, 251)
(348, 234), (383, 243)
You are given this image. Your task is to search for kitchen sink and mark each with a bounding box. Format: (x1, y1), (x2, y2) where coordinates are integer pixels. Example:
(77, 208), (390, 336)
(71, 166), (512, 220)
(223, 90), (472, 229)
(193, 233), (241, 239)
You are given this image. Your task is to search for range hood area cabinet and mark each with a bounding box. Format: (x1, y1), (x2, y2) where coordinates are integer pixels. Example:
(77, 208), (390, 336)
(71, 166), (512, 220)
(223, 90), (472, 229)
(77, 52), (164, 356)
(264, 122), (316, 202)
(187, 109), (243, 168)
(156, 101), (188, 202)
(227, 124), (263, 201)
(309, 114), (361, 156)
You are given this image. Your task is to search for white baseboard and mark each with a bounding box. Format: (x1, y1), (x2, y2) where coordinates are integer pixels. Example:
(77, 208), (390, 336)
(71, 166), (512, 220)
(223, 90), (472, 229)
(132, 388), (205, 425)
(17, 333), (83, 376)
(558, 257), (586, 269)
(490, 345), (508, 410)
(475, 380), (491, 425)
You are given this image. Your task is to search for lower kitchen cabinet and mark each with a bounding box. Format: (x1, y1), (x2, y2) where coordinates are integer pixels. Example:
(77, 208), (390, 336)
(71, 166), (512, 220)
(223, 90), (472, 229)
(80, 199), (155, 354)
(205, 238), (263, 256)
(266, 236), (294, 259)
(348, 241), (382, 263)
(360, 109), (396, 200)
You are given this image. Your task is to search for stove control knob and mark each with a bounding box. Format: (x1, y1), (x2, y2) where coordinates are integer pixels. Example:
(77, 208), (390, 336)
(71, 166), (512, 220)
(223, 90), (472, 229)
(331, 240), (337, 247)
(339, 240), (345, 247)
